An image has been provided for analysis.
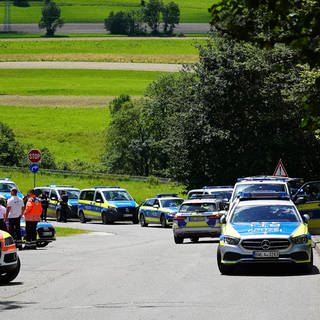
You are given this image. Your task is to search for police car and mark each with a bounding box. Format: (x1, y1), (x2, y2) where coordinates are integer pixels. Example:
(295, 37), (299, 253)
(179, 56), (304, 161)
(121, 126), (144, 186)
(20, 218), (56, 248)
(0, 178), (23, 199)
(0, 230), (20, 284)
(78, 186), (138, 224)
(172, 196), (226, 244)
(187, 186), (233, 200)
(138, 194), (184, 228)
(34, 185), (80, 221)
(217, 191), (313, 275)
(293, 181), (320, 234)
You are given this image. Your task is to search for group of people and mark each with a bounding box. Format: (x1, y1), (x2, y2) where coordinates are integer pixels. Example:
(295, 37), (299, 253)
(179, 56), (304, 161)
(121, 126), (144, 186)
(0, 188), (47, 249)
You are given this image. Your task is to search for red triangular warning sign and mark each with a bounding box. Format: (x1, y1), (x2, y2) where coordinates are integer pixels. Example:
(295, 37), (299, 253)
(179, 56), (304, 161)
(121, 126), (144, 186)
(273, 159), (288, 177)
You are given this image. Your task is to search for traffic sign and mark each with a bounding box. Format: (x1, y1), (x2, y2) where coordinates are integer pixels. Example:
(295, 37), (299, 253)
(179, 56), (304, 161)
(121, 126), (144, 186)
(29, 163), (39, 173)
(28, 149), (42, 163)
(273, 159), (288, 177)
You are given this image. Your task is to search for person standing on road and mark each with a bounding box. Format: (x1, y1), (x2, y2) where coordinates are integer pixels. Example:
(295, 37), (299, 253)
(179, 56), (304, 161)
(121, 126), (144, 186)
(4, 188), (24, 248)
(59, 191), (69, 223)
(24, 189), (42, 249)
(39, 191), (49, 221)
(0, 197), (8, 231)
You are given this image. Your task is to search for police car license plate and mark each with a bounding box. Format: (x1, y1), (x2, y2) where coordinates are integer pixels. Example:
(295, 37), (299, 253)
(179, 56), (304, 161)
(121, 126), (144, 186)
(123, 214), (132, 217)
(254, 251), (279, 258)
(42, 231), (53, 236)
(190, 216), (205, 222)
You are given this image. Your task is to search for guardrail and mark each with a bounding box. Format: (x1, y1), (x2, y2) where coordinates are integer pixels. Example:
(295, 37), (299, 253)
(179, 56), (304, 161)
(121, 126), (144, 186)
(0, 165), (173, 183)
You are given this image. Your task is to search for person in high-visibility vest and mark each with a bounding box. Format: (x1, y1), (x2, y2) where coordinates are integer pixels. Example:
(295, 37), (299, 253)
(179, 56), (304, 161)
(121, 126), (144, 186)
(24, 189), (42, 249)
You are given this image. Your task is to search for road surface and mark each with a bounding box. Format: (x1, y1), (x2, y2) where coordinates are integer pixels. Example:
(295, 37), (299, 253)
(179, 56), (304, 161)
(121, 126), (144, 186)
(5, 23), (211, 34)
(1, 221), (320, 320)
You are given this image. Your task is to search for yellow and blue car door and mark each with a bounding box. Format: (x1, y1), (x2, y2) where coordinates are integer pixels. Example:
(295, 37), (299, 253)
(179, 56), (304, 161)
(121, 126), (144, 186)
(146, 199), (161, 224)
(295, 181), (320, 234)
(48, 190), (59, 217)
(79, 190), (97, 220)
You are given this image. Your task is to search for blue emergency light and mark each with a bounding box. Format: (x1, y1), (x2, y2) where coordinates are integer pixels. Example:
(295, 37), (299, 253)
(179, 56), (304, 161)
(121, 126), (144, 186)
(238, 191), (290, 200)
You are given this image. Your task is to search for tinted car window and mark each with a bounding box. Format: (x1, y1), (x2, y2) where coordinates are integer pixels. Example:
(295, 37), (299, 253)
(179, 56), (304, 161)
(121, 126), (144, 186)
(103, 191), (132, 201)
(50, 190), (58, 199)
(0, 182), (18, 192)
(57, 189), (80, 199)
(161, 199), (183, 208)
(95, 192), (103, 202)
(179, 202), (217, 213)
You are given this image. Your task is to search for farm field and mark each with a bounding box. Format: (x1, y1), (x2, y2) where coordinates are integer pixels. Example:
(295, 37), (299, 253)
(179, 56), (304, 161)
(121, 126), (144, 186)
(0, 38), (202, 63)
(0, 105), (110, 163)
(0, 0), (214, 23)
(0, 168), (184, 203)
(0, 69), (166, 95)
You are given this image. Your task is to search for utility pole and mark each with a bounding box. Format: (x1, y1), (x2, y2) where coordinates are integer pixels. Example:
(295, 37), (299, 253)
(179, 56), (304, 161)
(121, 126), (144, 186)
(3, 0), (11, 32)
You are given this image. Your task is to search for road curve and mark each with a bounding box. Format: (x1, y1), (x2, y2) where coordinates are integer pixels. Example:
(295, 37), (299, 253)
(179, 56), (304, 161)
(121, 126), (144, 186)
(0, 61), (183, 72)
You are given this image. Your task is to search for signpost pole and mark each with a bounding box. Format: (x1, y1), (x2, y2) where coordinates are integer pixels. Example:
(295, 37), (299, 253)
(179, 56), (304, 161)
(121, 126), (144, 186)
(34, 172), (36, 188)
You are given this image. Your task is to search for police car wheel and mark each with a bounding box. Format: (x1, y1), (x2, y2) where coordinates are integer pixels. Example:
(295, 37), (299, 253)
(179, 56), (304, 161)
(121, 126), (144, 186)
(217, 248), (234, 275)
(174, 235), (183, 244)
(190, 237), (199, 243)
(300, 250), (313, 274)
(56, 210), (61, 222)
(0, 257), (21, 284)
(79, 210), (86, 223)
(160, 214), (168, 228)
(139, 214), (148, 227)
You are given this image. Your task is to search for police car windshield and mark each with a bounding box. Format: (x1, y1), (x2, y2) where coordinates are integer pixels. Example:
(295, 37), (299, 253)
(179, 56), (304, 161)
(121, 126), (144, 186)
(161, 199), (183, 208)
(179, 202), (217, 213)
(234, 184), (285, 200)
(209, 191), (232, 200)
(231, 205), (299, 223)
(57, 189), (80, 199)
(103, 191), (133, 201)
(0, 182), (18, 192)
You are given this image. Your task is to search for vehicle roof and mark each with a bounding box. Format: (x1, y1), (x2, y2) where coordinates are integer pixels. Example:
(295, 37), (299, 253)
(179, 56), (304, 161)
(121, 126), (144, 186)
(81, 187), (127, 192)
(147, 197), (184, 201)
(0, 178), (16, 183)
(35, 186), (80, 190)
(235, 180), (286, 185)
(182, 198), (222, 204)
(234, 199), (294, 207)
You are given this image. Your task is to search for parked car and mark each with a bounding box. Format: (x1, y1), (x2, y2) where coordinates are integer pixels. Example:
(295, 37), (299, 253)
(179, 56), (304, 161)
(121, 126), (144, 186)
(0, 178), (23, 199)
(78, 186), (138, 224)
(34, 185), (80, 221)
(138, 194), (184, 228)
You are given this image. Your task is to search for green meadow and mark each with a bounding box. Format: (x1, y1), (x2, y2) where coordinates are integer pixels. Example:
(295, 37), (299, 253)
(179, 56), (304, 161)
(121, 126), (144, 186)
(0, 0), (214, 23)
(0, 38), (202, 63)
(0, 105), (110, 163)
(0, 69), (166, 96)
(0, 168), (184, 203)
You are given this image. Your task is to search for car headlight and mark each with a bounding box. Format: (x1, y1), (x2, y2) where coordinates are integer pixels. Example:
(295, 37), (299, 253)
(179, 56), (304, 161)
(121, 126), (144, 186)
(4, 236), (14, 246)
(292, 235), (308, 244)
(223, 236), (240, 245)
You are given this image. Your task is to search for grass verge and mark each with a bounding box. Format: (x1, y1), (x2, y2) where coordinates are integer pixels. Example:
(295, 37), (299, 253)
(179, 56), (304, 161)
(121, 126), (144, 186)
(55, 227), (92, 237)
(0, 168), (185, 204)
(0, 69), (167, 96)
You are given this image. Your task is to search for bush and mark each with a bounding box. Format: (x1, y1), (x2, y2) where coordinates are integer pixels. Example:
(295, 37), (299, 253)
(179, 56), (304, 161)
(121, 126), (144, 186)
(38, 1), (64, 37)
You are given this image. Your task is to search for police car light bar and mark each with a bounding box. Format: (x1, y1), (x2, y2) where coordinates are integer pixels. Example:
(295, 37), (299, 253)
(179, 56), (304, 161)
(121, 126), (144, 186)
(0, 178), (10, 181)
(189, 194), (223, 200)
(47, 185), (74, 188)
(237, 176), (290, 182)
(156, 193), (178, 198)
(238, 191), (290, 200)
(202, 186), (233, 189)
(94, 186), (121, 189)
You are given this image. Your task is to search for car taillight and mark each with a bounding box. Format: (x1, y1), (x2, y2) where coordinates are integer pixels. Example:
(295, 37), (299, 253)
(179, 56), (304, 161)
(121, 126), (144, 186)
(173, 216), (186, 221)
(207, 215), (220, 220)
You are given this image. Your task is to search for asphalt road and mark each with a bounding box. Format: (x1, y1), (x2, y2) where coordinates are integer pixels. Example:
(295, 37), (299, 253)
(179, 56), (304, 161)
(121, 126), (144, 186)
(1, 221), (320, 320)
(6, 23), (211, 34)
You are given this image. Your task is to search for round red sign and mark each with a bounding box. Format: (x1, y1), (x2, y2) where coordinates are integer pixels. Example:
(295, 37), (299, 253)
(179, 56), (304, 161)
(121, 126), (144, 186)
(28, 149), (42, 163)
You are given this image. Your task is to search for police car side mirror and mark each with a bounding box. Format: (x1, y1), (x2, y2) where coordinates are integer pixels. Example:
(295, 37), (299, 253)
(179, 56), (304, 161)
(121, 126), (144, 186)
(95, 199), (102, 203)
(51, 196), (57, 201)
(153, 204), (159, 209)
(302, 214), (310, 223)
(220, 215), (226, 224)
(295, 196), (306, 205)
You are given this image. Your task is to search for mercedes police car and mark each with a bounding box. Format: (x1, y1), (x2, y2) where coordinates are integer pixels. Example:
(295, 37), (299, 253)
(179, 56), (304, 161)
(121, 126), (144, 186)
(78, 186), (138, 224)
(172, 196), (226, 244)
(34, 185), (80, 221)
(138, 194), (184, 228)
(217, 191), (313, 275)
(0, 178), (23, 199)
(0, 230), (20, 284)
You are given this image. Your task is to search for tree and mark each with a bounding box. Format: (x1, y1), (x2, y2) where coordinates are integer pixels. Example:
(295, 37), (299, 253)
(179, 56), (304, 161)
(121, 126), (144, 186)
(39, 1), (64, 37)
(162, 1), (180, 34)
(39, 147), (56, 169)
(0, 122), (25, 166)
(143, 0), (163, 34)
(13, 0), (29, 7)
(142, 38), (320, 187)
(209, 0), (320, 67)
